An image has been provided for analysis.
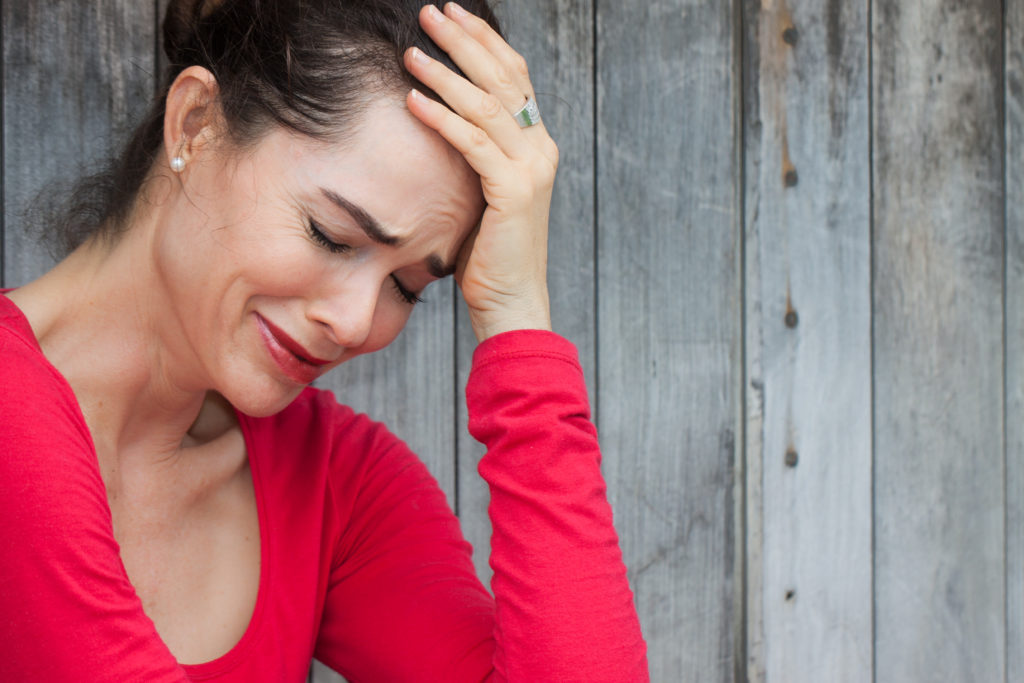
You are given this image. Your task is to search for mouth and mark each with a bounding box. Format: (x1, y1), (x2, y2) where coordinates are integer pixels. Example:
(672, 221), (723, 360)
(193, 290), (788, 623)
(255, 313), (331, 384)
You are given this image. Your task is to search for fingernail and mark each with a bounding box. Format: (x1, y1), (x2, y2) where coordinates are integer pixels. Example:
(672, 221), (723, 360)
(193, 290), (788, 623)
(410, 88), (425, 102)
(410, 47), (431, 65)
(447, 2), (469, 17)
(427, 4), (445, 22)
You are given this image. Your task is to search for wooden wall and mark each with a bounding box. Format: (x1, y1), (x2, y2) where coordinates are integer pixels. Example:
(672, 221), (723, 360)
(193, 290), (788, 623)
(1, 1), (1017, 681)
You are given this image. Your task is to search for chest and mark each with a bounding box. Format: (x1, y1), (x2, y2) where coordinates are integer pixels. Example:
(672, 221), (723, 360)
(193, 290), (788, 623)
(110, 453), (261, 666)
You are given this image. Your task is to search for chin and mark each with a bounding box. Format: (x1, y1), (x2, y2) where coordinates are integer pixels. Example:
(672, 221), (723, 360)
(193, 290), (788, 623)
(221, 378), (308, 418)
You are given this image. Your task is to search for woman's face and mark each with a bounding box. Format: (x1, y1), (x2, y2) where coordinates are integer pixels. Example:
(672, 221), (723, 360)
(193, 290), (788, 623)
(154, 99), (484, 416)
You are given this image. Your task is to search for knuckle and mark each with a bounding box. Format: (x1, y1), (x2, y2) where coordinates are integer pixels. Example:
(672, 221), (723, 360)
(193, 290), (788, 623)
(479, 92), (503, 119)
(513, 53), (530, 78)
(545, 140), (560, 166)
(493, 66), (515, 92)
(468, 125), (490, 149)
(464, 11), (489, 34)
(530, 157), (556, 185)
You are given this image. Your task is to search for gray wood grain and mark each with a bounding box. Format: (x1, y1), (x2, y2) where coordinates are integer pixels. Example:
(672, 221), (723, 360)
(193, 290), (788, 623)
(872, 1), (1006, 680)
(1006, 1), (1023, 680)
(454, 0), (597, 589)
(743, 0), (873, 680)
(596, 0), (739, 679)
(1, 2), (156, 287)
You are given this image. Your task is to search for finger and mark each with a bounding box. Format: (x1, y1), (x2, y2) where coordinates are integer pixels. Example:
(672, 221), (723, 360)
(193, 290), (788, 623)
(435, 3), (551, 145)
(405, 47), (530, 161)
(407, 88), (525, 203)
(418, 4), (533, 117)
(452, 222), (479, 288)
(443, 2), (533, 96)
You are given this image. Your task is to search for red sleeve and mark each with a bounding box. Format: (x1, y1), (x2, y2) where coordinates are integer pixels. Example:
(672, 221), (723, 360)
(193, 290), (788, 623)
(314, 330), (647, 682)
(312, 414), (498, 681)
(469, 330), (648, 681)
(0, 329), (188, 681)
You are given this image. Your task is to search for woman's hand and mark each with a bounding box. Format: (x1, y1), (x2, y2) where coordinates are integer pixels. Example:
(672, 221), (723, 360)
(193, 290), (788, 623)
(405, 2), (558, 342)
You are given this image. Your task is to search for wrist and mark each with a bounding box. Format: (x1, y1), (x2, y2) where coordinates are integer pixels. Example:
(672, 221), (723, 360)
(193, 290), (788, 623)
(468, 299), (552, 342)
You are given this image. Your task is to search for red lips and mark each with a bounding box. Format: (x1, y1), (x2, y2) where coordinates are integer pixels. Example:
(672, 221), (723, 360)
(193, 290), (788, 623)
(255, 313), (330, 384)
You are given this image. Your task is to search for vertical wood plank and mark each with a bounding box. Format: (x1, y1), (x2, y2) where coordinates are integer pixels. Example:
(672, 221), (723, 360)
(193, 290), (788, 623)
(597, 0), (739, 678)
(1, 2), (156, 287)
(309, 658), (345, 683)
(455, 0), (597, 587)
(872, 1), (1006, 680)
(743, 0), (873, 680)
(1005, 0), (1023, 680)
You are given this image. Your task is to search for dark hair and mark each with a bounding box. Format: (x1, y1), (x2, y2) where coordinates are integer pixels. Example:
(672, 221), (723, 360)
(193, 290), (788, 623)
(48, 0), (501, 255)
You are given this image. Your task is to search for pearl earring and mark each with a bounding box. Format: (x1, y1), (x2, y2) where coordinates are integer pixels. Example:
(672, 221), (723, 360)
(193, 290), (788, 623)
(170, 156), (186, 173)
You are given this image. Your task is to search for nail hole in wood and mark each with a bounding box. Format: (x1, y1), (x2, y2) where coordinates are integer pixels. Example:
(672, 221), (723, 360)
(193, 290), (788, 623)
(785, 589), (796, 601)
(784, 310), (798, 328)
(782, 27), (798, 46)
(785, 449), (798, 467)
(784, 169), (799, 188)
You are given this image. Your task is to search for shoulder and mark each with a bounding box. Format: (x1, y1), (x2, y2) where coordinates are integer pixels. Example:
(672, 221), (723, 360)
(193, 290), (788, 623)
(0, 295), (90, 448)
(0, 296), (103, 528)
(243, 386), (429, 489)
(250, 387), (405, 461)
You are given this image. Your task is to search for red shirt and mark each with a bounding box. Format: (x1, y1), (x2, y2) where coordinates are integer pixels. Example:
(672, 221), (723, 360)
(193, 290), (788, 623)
(0, 293), (647, 681)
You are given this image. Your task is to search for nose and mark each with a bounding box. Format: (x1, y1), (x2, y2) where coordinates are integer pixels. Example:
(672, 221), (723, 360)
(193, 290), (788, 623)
(307, 275), (379, 350)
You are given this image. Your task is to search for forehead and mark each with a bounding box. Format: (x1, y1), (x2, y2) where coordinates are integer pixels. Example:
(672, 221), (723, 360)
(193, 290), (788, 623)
(266, 101), (482, 240)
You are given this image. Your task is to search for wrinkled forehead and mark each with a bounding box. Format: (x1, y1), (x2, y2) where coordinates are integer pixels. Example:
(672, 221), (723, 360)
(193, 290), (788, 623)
(264, 100), (484, 244)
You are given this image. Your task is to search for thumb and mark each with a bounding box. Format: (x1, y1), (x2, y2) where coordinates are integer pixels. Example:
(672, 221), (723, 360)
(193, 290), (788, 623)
(453, 223), (480, 289)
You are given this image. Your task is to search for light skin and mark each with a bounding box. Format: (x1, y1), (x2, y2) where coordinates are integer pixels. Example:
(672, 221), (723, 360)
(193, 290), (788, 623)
(9, 2), (556, 664)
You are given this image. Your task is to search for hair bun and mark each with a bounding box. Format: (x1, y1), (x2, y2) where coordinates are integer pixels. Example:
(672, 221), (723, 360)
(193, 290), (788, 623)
(162, 0), (220, 64)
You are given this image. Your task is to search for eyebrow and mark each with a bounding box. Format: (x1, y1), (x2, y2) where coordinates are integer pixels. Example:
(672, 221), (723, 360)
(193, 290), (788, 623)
(320, 187), (456, 279)
(320, 188), (400, 246)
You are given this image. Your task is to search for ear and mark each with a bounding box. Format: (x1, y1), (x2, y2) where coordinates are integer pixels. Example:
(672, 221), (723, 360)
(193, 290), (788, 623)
(162, 66), (222, 171)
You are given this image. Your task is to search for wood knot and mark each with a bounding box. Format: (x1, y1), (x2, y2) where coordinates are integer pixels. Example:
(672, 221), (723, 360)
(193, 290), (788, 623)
(785, 449), (799, 467)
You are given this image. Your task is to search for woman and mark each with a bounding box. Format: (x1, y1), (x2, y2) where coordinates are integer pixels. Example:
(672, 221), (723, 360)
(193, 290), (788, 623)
(0, 0), (647, 680)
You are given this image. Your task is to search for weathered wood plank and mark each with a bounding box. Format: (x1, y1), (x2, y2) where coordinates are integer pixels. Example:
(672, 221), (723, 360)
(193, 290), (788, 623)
(309, 658), (343, 683)
(455, 0), (597, 587)
(743, 0), (873, 680)
(872, 1), (1006, 680)
(596, 0), (739, 679)
(1005, 1), (1023, 680)
(1, 2), (156, 286)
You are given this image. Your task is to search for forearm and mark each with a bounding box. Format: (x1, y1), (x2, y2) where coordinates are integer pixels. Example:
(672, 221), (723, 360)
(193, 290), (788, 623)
(467, 329), (649, 681)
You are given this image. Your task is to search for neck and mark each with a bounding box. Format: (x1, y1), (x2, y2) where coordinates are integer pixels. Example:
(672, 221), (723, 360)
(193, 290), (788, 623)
(9, 229), (228, 470)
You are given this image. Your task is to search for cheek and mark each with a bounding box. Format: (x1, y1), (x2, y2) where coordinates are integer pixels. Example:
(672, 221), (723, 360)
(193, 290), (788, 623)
(358, 297), (416, 356)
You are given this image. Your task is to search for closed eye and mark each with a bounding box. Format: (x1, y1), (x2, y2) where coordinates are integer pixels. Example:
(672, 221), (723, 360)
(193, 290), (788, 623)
(307, 218), (351, 254)
(309, 216), (422, 305)
(391, 275), (424, 305)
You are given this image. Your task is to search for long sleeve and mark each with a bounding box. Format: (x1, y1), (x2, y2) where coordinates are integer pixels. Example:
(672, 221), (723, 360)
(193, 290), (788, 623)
(0, 326), (189, 681)
(468, 329), (648, 681)
(314, 329), (647, 681)
(311, 405), (498, 681)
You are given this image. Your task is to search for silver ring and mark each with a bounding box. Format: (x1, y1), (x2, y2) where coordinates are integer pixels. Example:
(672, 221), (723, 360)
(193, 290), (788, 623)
(512, 96), (541, 128)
